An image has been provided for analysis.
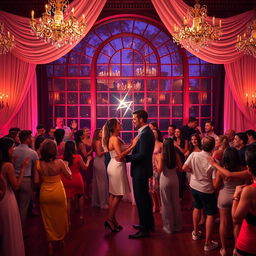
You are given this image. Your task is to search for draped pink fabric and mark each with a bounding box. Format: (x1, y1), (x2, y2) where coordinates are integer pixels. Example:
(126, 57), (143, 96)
(0, 0), (106, 134)
(0, 0), (107, 64)
(224, 55), (256, 131)
(8, 74), (38, 135)
(224, 77), (256, 132)
(151, 0), (256, 64)
(152, 0), (256, 132)
(0, 54), (36, 135)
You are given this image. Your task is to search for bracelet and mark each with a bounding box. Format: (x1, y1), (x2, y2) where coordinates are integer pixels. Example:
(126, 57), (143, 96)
(232, 197), (240, 201)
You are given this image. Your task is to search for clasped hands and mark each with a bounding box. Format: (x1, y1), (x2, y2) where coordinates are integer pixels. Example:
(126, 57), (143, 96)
(115, 135), (139, 162)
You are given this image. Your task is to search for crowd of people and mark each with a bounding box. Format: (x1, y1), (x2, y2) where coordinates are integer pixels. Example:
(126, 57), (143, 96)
(0, 113), (256, 256)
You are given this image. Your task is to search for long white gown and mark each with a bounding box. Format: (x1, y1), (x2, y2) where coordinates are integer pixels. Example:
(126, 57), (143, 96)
(107, 146), (130, 196)
(0, 175), (25, 256)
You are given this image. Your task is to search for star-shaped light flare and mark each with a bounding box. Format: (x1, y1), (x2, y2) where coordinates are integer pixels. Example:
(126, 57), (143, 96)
(113, 90), (133, 117)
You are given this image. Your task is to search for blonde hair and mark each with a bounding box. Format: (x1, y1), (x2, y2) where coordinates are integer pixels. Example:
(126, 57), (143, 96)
(102, 119), (119, 151)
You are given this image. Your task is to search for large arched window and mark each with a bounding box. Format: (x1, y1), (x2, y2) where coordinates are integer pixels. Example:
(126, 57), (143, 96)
(47, 15), (219, 140)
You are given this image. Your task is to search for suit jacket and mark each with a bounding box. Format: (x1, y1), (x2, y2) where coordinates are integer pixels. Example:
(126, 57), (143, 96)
(126, 126), (155, 179)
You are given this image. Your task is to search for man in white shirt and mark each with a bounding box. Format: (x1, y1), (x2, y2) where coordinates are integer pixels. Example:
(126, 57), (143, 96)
(55, 117), (73, 141)
(182, 136), (218, 252)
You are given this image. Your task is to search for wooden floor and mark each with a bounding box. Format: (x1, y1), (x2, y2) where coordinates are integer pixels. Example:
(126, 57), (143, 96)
(24, 198), (235, 256)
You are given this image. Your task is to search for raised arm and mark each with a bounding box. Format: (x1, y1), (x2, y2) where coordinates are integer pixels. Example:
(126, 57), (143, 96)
(209, 157), (251, 180)
(126, 133), (150, 162)
(94, 140), (105, 157)
(5, 162), (26, 190)
(59, 159), (72, 180)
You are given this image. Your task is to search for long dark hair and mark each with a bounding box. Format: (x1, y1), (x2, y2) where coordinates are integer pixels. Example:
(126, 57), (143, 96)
(173, 127), (185, 147)
(102, 119), (119, 151)
(92, 129), (101, 151)
(246, 145), (256, 176)
(63, 141), (75, 166)
(153, 128), (163, 143)
(222, 147), (241, 172)
(0, 137), (14, 170)
(75, 130), (84, 147)
(163, 138), (176, 169)
(40, 139), (57, 162)
(54, 129), (65, 145)
(188, 133), (202, 155)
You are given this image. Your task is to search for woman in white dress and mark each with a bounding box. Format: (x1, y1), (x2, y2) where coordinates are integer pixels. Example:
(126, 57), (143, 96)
(0, 137), (28, 256)
(102, 119), (138, 232)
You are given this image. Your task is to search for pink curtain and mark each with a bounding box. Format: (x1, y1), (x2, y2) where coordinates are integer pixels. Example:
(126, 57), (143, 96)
(224, 55), (256, 131)
(151, 0), (256, 64)
(0, 54), (36, 135)
(152, 0), (256, 132)
(8, 73), (38, 135)
(0, 0), (107, 64)
(224, 77), (256, 132)
(0, 0), (106, 134)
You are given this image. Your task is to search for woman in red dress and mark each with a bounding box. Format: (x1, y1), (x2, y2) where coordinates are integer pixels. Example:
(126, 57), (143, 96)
(61, 141), (88, 225)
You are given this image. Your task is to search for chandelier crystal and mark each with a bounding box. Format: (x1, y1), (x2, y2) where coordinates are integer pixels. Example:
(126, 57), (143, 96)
(30, 0), (86, 48)
(0, 23), (15, 55)
(173, 0), (222, 51)
(236, 20), (256, 58)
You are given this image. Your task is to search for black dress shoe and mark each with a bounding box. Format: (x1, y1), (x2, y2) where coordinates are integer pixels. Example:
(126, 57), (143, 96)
(128, 231), (150, 239)
(132, 224), (142, 230)
(132, 224), (155, 232)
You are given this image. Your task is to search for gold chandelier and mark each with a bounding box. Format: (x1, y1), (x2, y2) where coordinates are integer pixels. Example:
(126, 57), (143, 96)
(236, 19), (256, 58)
(173, 0), (222, 51)
(30, 0), (86, 48)
(0, 23), (15, 55)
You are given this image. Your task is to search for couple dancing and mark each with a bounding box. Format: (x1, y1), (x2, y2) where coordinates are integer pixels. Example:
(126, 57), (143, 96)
(102, 109), (155, 239)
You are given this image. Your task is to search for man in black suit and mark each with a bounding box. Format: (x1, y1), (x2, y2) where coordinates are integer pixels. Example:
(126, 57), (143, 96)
(126, 109), (155, 239)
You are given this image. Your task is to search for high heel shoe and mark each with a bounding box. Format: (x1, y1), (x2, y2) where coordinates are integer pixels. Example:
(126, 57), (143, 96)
(104, 221), (119, 232)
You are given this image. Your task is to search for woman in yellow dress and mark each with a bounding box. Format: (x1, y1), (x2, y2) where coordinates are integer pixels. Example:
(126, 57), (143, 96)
(34, 139), (72, 255)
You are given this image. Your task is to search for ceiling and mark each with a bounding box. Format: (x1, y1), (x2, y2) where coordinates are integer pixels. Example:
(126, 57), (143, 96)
(0, 0), (255, 19)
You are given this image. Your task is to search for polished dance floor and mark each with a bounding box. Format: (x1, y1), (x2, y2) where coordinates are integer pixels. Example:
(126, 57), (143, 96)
(25, 198), (233, 256)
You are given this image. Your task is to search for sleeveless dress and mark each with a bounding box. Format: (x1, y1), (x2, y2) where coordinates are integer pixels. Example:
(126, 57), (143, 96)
(61, 155), (84, 198)
(160, 164), (182, 233)
(107, 146), (130, 196)
(218, 179), (244, 209)
(92, 153), (109, 208)
(149, 144), (162, 193)
(236, 183), (256, 255)
(38, 166), (68, 241)
(0, 175), (25, 256)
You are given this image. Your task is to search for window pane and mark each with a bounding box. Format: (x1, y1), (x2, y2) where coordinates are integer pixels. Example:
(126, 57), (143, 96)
(67, 106), (78, 117)
(67, 79), (78, 91)
(80, 106), (91, 117)
(189, 106), (199, 117)
(80, 93), (91, 104)
(172, 106), (183, 117)
(172, 79), (183, 91)
(67, 93), (78, 104)
(201, 105), (211, 117)
(189, 79), (200, 91)
(159, 106), (170, 117)
(189, 65), (200, 76)
(172, 93), (183, 104)
(147, 106), (157, 117)
(97, 106), (108, 117)
(189, 93), (199, 104)
(55, 106), (65, 117)
(80, 80), (90, 91)
(80, 119), (91, 129)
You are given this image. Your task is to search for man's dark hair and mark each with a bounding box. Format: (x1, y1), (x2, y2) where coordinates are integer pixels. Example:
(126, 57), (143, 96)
(19, 130), (32, 143)
(133, 109), (148, 123)
(246, 129), (256, 140)
(188, 117), (198, 123)
(8, 127), (20, 133)
(235, 132), (248, 145)
(36, 124), (45, 130)
(168, 124), (176, 130)
(202, 136), (215, 152)
(205, 120), (215, 127)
